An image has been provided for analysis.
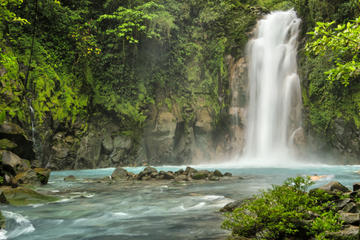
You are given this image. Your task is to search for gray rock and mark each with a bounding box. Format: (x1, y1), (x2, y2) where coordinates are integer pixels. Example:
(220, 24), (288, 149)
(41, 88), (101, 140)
(14, 169), (38, 185)
(1, 151), (29, 174)
(213, 170), (223, 177)
(161, 171), (175, 180)
(353, 183), (360, 192)
(33, 168), (51, 184)
(318, 181), (350, 193)
(141, 176), (152, 181)
(220, 200), (244, 212)
(192, 170), (210, 180)
(184, 167), (197, 176)
(137, 166), (158, 180)
(336, 198), (352, 210)
(0, 122), (25, 135)
(175, 169), (184, 175)
(174, 175), (189, 182)
(224, 172), (232, 177)
(64, 175), (76, 181)
(342, 202), (358, 213)
(209, 175), (220, 181)
(326, 225), (359, 239)
(339, 212), (360, 225)
(111, 167), (128, 180)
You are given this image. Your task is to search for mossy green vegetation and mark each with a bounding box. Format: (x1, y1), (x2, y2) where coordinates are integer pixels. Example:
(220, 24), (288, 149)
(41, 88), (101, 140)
(222, 176), (343, 240)
(0, 0), (359, 160)
(0, 186), (58, 206)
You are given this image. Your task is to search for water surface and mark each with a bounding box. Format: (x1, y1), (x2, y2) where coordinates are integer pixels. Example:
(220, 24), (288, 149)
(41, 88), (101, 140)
(1, 165), (360, 240)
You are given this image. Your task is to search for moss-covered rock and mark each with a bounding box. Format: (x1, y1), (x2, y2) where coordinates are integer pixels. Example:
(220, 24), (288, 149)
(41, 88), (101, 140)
(0, 139), (17, 150)
(33, 168), (51, 184)
(0, 186), (58, 206)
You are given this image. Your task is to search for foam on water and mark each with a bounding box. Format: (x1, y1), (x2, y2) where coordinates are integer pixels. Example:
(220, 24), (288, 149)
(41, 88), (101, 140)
(3, 211), (35, 239)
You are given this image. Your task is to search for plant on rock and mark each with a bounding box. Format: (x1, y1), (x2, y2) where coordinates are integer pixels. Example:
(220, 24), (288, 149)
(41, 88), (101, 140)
(222, 176), (343, 239)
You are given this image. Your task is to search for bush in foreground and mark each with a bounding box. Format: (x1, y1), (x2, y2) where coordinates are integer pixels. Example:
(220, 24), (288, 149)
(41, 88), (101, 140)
(222, 176), (343, 240)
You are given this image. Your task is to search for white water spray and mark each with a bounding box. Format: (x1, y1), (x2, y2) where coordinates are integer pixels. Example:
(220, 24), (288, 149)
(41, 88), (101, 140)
(243, 10), (302, 165)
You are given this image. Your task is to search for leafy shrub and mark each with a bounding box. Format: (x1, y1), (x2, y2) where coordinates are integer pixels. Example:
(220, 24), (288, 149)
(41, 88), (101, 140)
(222, 176), (343, 240)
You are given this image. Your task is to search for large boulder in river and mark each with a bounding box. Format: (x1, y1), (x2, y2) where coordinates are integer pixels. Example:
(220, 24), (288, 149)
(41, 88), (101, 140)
(14, 168), (50, 185)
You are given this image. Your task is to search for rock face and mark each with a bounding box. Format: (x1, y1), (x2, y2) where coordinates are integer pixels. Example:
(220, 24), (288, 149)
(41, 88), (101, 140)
(44, 116), (135, 170)
(226, 56), (248, 157)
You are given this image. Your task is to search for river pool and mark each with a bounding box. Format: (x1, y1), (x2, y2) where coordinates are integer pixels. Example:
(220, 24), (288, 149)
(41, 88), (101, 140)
(1, 164), (360, 240)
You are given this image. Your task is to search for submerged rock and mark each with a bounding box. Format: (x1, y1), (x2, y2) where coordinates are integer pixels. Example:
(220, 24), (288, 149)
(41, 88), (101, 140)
(0, 186), (58, 206)
(64, 175), (76, 181)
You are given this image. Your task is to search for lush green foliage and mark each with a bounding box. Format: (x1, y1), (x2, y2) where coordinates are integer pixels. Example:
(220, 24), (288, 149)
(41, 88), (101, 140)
(300, 0), (360, 153)
(222, 176), (343, 240)
(306, 17), (360, 86)
(1, 0), (359, 151)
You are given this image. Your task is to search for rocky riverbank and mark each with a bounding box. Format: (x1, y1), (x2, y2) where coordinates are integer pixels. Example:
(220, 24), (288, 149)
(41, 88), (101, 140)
(0, 122), (56, 229)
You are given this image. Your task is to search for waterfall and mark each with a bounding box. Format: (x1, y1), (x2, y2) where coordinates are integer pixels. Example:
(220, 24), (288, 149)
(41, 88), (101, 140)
(243, 10), (302, 164)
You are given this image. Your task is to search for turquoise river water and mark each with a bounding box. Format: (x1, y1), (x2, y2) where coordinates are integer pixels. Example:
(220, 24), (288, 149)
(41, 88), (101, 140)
(1, 164), (360, 240)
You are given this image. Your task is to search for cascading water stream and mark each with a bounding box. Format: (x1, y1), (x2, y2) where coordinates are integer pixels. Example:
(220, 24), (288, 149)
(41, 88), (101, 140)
(243, 10), (302, 165)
